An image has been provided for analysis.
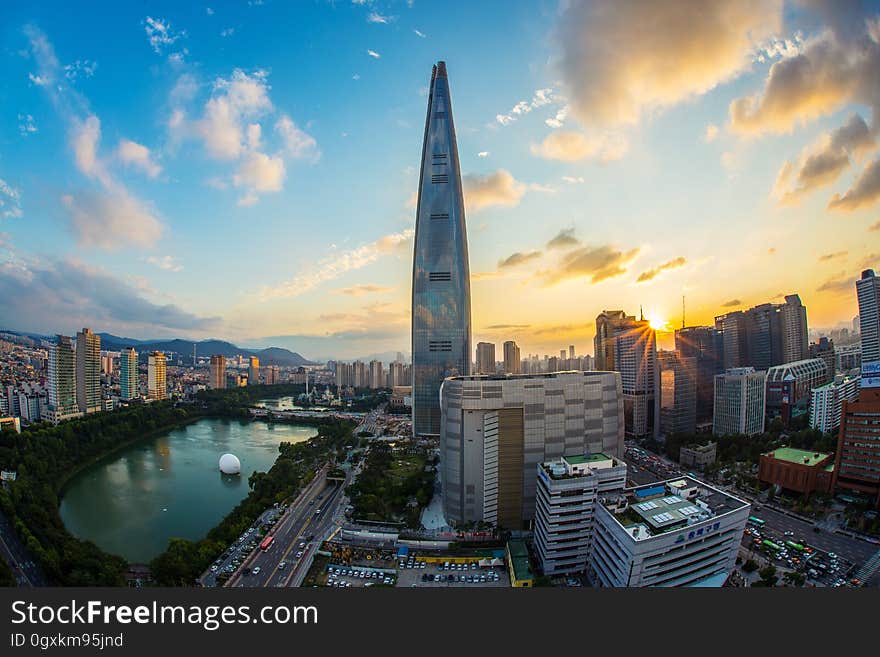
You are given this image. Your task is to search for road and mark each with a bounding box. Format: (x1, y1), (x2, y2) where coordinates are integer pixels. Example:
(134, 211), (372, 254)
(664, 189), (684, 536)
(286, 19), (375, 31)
(227, 465), (349, 588)
(0, 507), (48, 586)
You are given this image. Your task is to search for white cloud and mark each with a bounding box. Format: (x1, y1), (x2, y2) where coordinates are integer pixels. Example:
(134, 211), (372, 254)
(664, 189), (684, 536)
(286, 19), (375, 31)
(220, 27), (235, 37)
(352, 73), (361, 80)
(496, 88), (557, 126)
(206, 7), (214, 16)
(531, 130), (627, 162)
(64, 59), (97, 80)
(414, 29), (426, 38)
(545, 105), (569, 128)
(237, 192), (259, 207)
(558, 0), (783, 127)
(18, 114), (37, 136)
(463, 170), (527, 212)
(28, 73), (48, 86)
(198, 69), (273, 160)
(61, 191), (162, 249)
(233, 150), (286, 193)
(562, 176), (585, 184)
(704, 123), (720, 143)
(259, 228), (414, 300)
(117, 139), (162, 178)
(146, 255), (183, 272)
(70, 115), (104, 180)
(275, 115), (320, 161)
(0, 179), (23, 219)
(367, 49), (381, 58)
(478, 151), (489, 158)
(144, 16), (186, 57)
(367, 12), (394, 24)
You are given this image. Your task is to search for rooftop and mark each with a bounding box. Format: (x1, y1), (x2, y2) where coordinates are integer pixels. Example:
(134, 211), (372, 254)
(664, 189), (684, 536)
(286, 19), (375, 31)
(565, 453), (612, 465)
(763, 447), (831, 467)
(507, 540), (533, 582)
(601, 476), (748, 540)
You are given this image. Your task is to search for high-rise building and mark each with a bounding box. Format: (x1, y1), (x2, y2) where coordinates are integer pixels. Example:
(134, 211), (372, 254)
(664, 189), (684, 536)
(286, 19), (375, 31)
(835, 343), (862, 372)
(810, 372), (861, 433)
(675, 325), (723, 424)
(534, 454), (628, 577)
(389, 361), (406, 387)
(264, 365), (279, 385)
(590, 476), (750, 587)
(475, 342), (495, 374)
(503, 341), (521, 374)
(369, 360), (384, 389)
(411, 61), (472, 436)
(101, 353), (114, 376)
(713, 368), (766, 436)
(765, 358), (829, 424)
(857, 269), (880, 363)
(46, 335), (81, 424)
(659, 351), (697, 436)
(209, 355), (226, 389)
(120, 347), (138, 401)
(715, 295), (808, 371)
(148, 351), (167, 400)
(75, 328), (101, 414)
(594, 310), (659, 440)
(439, 371), (624, 528)
(569, 345), (575, 361)
(352, 360), (367, 388)
(832, 386), (880, 507)
(248, 356), (260, 386)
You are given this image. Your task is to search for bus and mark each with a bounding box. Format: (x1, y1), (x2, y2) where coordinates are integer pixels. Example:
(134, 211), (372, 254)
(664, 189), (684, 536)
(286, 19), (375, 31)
(785, 541), (805, 551)
(762, 540), (782, 551)
(748, 516), (766, 527)
(260, 535), (274, 551)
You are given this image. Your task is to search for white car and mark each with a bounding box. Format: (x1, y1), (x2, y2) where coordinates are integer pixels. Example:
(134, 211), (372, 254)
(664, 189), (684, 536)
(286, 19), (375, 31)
(252, 567), (261, 575)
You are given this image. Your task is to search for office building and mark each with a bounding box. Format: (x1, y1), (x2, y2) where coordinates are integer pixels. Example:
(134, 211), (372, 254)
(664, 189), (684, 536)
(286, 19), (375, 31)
(475, 342), (495, 375)
(758, 448), (834, 496)
(101, 353), (114, 376)
(810, 372), (861, 433)
(659, 351), (697, 437)
(75, 328), (101, 414)
(439, 371), (624, 528)
(411, 61), (472, 436)
(148, 351), (166, 400)
(832, 374), (880, 507)
(675, 326), (723, 424)
(534, 454), (627, 576)
(369, 360), (384, 389)
(248, 356), (260, 386)
(835, 343), (861, 372)
(713, 368), (766, 436)
(594, 310), (659, 440)
(857, 269), (880, 363)
(590, 477), (750, 587)
(679, 442), (717, 471)
(715, 294), (809, 370)
(46, 335), (81, 424)
(120, 347), (138, 401)
(809, 337), (836, 378)
(209, 355), (226, 389)
(503, 341), (521, 374)
(264, 365), (279, 385)
(765, 358), (829, 424)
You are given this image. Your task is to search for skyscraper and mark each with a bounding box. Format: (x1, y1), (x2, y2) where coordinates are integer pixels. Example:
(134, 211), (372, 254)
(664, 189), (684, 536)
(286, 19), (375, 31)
(47, 334), (81, 424)
(503, 340), (521, 374)
(411, 61), (471, 436)
(75, 327), (101, 414)
(715, 294), (808, 370)
(209, 355), (226, 389)
(713, 368), (766, 436)
(120, 347), (138, 401)
(248, 356), (260, 386)
(675, 325), (723, 424)
(857, 269), (880, 363)
(148, 351), (166, 400)
(475, 342), (495, 374)
(594, 310), (659, 440)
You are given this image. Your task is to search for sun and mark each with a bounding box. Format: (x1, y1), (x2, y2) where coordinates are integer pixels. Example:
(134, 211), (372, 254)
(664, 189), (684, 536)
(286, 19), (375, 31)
(648, 317), (668, 331)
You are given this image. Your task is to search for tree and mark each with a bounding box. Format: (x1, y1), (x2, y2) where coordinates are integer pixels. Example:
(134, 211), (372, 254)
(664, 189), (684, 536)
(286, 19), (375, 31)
(758, 564), (778, 587)
(742, 559), (759, 573)
(783, 571), (805, 587)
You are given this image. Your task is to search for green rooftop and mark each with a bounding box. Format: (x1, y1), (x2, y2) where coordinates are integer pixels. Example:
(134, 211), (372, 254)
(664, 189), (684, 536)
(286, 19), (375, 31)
(507, 540), (533, 582)
(764, 447), (831, 467)
(565, 453), (612, 465)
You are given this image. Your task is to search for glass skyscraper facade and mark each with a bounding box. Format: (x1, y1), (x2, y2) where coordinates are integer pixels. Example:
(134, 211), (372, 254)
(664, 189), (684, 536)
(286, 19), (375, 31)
(411, 61), (472, 436)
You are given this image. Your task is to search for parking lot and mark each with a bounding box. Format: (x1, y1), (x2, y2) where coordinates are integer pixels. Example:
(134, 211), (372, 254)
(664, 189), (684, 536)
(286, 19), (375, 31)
(394, 557), (509, 588)
(325, 565), (397, 588)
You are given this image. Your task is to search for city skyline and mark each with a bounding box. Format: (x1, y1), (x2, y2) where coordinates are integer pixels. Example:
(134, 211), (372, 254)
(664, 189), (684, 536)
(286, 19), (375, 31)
(1, 2), (879, 360)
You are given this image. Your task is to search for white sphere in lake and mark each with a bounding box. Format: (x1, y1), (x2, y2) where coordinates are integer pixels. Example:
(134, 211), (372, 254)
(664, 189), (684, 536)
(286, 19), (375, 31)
(219, 453), (241, 475)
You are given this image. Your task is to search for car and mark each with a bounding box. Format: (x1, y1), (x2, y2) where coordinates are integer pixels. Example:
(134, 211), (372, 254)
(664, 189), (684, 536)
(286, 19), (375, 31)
(296, 551), (304, 558)
(279, 561), (287, 570)
(252, 566), (261, 575)
(828, 552), (837, 558)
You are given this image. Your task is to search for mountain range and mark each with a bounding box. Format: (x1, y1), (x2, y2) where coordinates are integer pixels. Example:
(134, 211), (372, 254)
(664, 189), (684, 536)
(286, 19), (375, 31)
(0, 330), (316, 367)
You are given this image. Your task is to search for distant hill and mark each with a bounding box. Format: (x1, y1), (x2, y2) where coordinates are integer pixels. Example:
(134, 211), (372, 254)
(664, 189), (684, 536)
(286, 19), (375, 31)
(2, 329), (316, 367)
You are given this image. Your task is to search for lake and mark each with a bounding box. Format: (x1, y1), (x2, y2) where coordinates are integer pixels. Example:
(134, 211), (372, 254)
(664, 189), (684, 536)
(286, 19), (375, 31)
(59, 417), (317, 563)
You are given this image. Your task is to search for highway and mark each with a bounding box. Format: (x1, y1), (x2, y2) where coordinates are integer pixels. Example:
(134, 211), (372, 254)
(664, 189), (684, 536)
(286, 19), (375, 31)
(227, 464), (350, 588)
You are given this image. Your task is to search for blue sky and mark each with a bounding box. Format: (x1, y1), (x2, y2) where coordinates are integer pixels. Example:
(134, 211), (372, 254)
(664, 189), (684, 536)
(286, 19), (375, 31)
(1, 1), (879, 360)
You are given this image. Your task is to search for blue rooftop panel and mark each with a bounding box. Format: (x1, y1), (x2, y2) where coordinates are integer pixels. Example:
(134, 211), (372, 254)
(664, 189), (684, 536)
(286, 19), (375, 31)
(634, 486), (666, 499)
